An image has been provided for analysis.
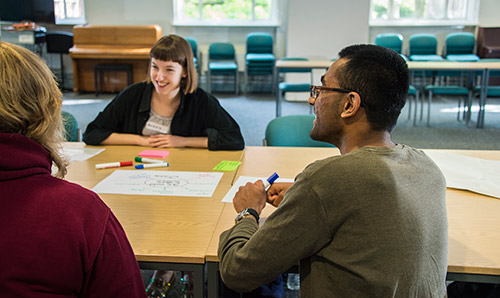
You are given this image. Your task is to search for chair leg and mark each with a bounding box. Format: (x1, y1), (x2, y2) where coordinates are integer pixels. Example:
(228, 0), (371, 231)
(276, 90), (282, 117)
(407, 94), (412, 120)
(457, 96), (462, 121)
(427, 91), (433, 127)
(207, 70), (211, 93)
(420, 91), (424, 121)
(59, 54), (65, 90)
(244, 70), (249, 94)
(413, 92), (419, 126)
(235, 71), (239, 95)
(465, 92), (473, 125)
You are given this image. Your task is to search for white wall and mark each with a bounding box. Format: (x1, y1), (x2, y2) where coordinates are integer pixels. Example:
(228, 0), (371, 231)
(478, 0), (500, 27)
(286, 0), (370, 60)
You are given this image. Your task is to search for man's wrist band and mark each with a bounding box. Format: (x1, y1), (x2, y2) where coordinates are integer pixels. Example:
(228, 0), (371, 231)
(235, 208), (260, 224)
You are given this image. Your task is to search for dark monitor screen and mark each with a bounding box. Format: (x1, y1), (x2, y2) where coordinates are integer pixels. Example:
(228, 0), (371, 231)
(0, 0), (55, 24)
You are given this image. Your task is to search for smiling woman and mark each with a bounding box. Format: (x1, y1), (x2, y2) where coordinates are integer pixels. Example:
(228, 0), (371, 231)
(82, 34), (245, 151)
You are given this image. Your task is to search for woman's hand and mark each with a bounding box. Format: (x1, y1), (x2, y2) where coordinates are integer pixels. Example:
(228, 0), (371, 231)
(146, 134), (186, 148)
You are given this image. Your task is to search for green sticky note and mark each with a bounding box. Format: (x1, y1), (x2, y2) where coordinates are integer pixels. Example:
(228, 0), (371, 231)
(213, 160), (242, 172)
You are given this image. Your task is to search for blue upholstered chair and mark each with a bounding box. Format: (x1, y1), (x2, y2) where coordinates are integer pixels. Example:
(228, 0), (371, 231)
(207, 42), (238, 94)
(186, 37), (202, 75)
(62, 111), (79, 142)
(444, 32), (480, 62)
(245, 33), (275, 93)
(264, 115), (334, 147)
(276, 57), (312, 117)
(408, 34), (444, 61)
(468, 59), (500, 125)
(375, 33), (403, 53)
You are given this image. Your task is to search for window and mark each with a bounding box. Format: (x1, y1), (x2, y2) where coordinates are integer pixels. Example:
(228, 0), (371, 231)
(54, 0), (86, 25)
(369, 0), (479, 26)
(173, 0), (279, 26)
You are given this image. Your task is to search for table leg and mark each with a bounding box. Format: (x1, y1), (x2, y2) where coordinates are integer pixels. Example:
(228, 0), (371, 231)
(477, 69), (490, 128)
(139, 261), (205, 298)
(206, 262), (220, 298)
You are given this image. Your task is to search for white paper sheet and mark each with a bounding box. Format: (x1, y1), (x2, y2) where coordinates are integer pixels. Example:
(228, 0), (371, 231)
(424, 150), (500, 199)
(92, 170), (223, 197)
(222, 176), (295, 203)
(60, 142), (105, 161)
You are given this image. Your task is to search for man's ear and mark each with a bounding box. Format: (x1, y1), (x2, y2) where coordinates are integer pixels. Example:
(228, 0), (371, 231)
(340, 92), (362, 119)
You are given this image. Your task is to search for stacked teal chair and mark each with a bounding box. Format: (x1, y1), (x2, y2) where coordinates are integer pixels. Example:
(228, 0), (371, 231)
(207, 42), (238, 94)
(441, 32), (480, 113)
(375, 32), (408, 60)
(245, 33), (275, 93)
(375, 33), (403, 53)
(264, 115), (334, 147)
(186, 37), (202, 75)
(62, 111), (79, 142)
(408, 34), (444, 61)
(276, 57), (312, 117)
(468, 59), (500, 125)
(444, 32), (480, 62)
(408, 34), (443, 91)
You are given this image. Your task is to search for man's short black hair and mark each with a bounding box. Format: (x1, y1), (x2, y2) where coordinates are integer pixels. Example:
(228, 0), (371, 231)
(336, 44), (409, 131)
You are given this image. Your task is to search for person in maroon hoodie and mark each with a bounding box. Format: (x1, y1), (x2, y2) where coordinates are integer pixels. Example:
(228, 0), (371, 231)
(0, 41), (147, 298)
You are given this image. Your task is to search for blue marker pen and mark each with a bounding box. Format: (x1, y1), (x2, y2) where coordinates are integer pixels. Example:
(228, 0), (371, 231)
(263, 172), (279, 190)
(135, 163), (169, 169)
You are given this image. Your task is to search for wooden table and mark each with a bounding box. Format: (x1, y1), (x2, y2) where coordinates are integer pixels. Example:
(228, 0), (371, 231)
(206, 146), (500, 297)
(65, 145), (244, 298)
(274, 59), (500, 128)
(66, 146), (500, 297)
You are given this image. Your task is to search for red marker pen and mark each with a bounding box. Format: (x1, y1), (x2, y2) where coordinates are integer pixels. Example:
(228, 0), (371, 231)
(95, 161), (133, 170)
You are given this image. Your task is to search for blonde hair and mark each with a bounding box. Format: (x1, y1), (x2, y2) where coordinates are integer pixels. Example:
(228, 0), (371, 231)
(0, 41), (68, 178)
(147, 35), (198, 94)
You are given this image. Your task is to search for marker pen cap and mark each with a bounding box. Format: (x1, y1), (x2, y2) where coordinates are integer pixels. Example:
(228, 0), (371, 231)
(263, 172), (279, 190)
(267, 172), (279, 184)
(120, 161), (133, 167)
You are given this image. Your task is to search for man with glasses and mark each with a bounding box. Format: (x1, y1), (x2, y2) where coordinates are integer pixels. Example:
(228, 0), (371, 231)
(218, 44), (448, 297)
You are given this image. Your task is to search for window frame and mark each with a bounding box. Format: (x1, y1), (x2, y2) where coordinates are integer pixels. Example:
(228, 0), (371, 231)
(54, 0), (87, 25)
(173, 0), (280, 27)
(369, 0), (479, 27)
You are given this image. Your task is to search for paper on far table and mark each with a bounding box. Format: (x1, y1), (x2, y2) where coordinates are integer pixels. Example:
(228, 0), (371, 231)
(60, 142), (105, 161)
(424, 150), (500, 199)
(92, 170), (223, 197)
(222, 176), (295, 203)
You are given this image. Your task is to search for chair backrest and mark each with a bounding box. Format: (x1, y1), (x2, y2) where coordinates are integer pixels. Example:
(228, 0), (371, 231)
(46, 31), (74, 54)
(62, 111), (79, 142)
(185, 37), (198, 57)
(409, 33), (439, 56)
(445, 32), (475, 55)
(375, 33), (403, 53)
(209, 43), (236, 60)
(246, 33), (273, 54)
(265, 115), (334, 147)
(278, 57), (311, 73)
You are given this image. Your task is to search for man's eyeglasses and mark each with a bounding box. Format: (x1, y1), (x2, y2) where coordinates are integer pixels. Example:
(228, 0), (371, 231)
(309, 85), (355, 100)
